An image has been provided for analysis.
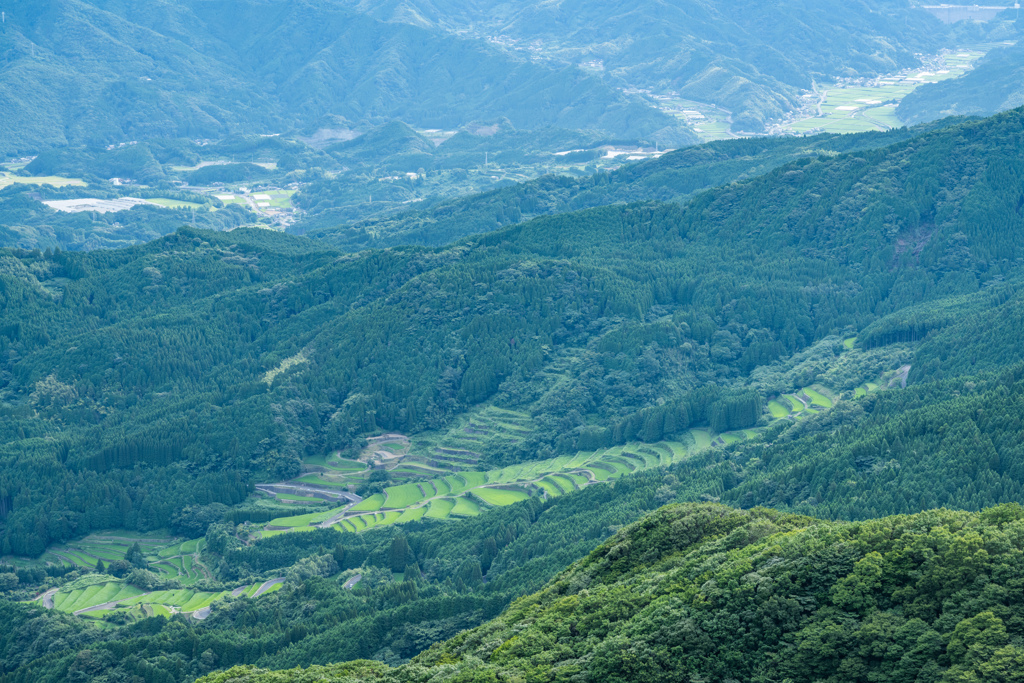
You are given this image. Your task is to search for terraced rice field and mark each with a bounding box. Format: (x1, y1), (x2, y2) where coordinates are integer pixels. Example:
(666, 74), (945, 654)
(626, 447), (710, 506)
(768, 399), (791, 419)
(267, 509), (340, 528)
(349, 494), (385, 512)
(264, 379), (859, 535)
(473, 488), (530, 506)
(382, 483), (427, 509)
(804, 388), (833, 409)
(451, 496), (481, 517)
(53, 581), (145, 613)
(425, 498), (455, 519)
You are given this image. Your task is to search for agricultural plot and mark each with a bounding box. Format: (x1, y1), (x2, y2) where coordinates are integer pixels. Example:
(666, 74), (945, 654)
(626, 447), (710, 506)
(804, 388), (833, 409)
(53, 582), (144, 613)
(350, 494), (384, 512)
(264, 374), (870, 536)
(451, 496), (481, 517)
(537, 477), (564, 498)
(381, 483), (427, 509)
(768, 400), (791, 419)
(396, 507), (428, 523)
(473, 488), (530, 506)
(425, 498), (455, 519)
(267, 508), (340, 528)
(783, 46), (989, 136)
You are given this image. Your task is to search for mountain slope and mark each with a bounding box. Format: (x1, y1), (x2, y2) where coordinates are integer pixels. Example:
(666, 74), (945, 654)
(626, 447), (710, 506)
(342, 0), (948, 132)
(898, 43), (1024, 125)
(302, 124), (937, 249)
(199, 502), (1024, 682)
(0, 0), (690, 155)
(2, 109), (1024, 556)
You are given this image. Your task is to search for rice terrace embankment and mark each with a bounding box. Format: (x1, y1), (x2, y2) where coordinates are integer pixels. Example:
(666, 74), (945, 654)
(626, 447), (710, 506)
(259, 340), (910, 538)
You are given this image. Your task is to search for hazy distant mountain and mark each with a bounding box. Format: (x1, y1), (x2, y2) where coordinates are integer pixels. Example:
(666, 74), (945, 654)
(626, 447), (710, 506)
(898, 43), (1024, 124)
(0, 0), (692, 155)
(341, 0), (948, 132)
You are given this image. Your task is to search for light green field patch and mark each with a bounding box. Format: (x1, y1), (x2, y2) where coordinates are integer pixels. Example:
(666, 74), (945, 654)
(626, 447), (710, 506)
(768, 400), (791, 419)
(601, 459), (633, 477)
(431, 478), (452, 496)
(444, 476), (467, 495)
(854, 387), (867, 398)
(338, 519), (358, 532)
(785, 395), (806, 412)
(804, 389), (833, 409)
(549, 474), (578, 492)
(425, 498), (455, 519)
(380, 511), (402, 525)
(151, 604), (173, 618)
(63, 584), (106, 612)
(261, 582), (283, 596)
(663, 442), (688, 462)
(350, 494), (385, 512)
(460, 472), (488, 488)
(843, 337), (856, 350)
(867, 383), (879, 392)
(690, 430), (713, 451)
(396, 507), (427, 523)
(568, 473), (590, 488)
(586, 464), (615, 481)
(721, 433), (742, 445)
(381, 483), (426, 509)
(157, 543), (182, 558)
(473, 488), (530, 506)
(537, 478), (564, 497)
(52, 591), (72, 610)
(451, 496), (481, 517)
(267, 507), (341, 528)
(566, 451), (595, 468)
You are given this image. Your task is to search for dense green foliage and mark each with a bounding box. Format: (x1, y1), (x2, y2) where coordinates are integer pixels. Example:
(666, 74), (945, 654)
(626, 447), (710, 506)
(2, 108), (1023, 556)
(0, 0), (686, 155)
(0, 467), (691, 683)
(194, 502), (1024, 682)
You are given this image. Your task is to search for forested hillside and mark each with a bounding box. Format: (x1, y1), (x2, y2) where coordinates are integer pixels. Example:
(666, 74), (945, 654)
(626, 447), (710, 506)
(899, 43), (1024, 125)
(2, 108), (1023, 558)
(0, 0), (688, 154)
(5, 351), (1024, 683)
(198, 502), (1024, 682)
(304, 123), (940, 249)
(341, 0), (948, 132)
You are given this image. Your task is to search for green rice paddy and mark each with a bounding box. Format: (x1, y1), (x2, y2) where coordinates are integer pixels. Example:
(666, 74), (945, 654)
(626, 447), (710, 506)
(451, 496), (481, 517)
(804, 388), (834, 409)
(263, 376), (861, 535)
(382, 483), (426, 509)
(350, 494), (385, 512)
(425, 498), (455, 519)
(473, 488), (530, 506)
